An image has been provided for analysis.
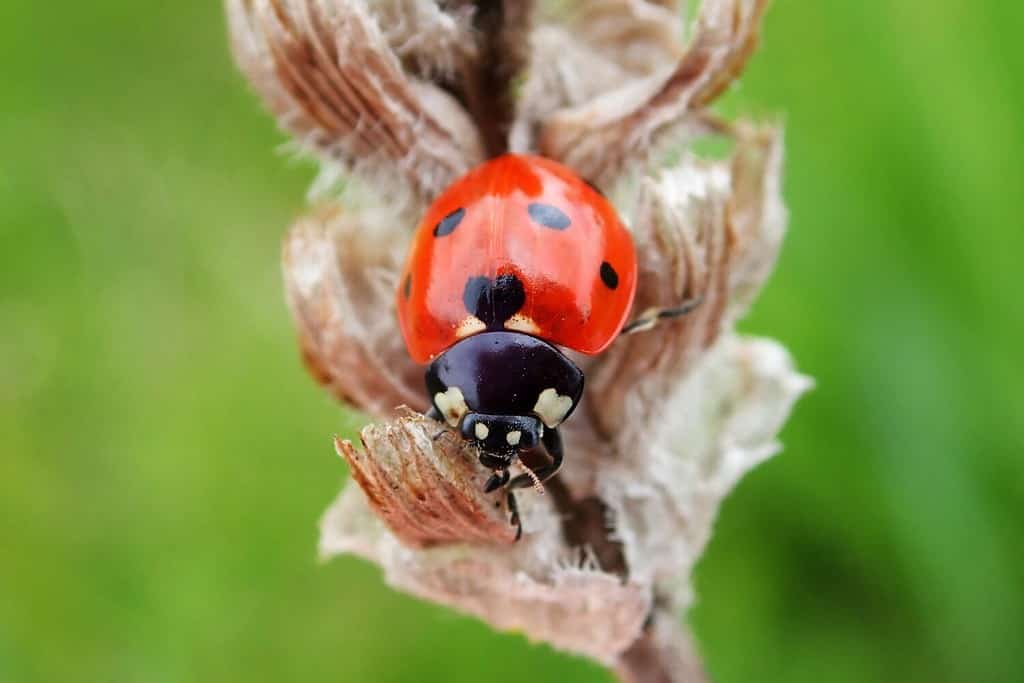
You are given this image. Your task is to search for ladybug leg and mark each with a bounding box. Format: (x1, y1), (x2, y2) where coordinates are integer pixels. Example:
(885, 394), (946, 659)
(622, 296), (705, 334)
(484, 468), (510, 493)
(506, 490), (523, 541)
(508, 428), (564, 490)
(425, 405), (452, 441)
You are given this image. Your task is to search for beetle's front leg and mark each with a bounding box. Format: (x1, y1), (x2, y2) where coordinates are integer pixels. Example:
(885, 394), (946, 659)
(506, 489), (522, 541)
(622, 296), (704, 334)
(484, 468), (510, 493)
(425, 405), (454, 442)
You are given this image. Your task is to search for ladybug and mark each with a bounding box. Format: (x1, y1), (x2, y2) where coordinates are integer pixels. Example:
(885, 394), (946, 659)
(396, 154), (696, 539)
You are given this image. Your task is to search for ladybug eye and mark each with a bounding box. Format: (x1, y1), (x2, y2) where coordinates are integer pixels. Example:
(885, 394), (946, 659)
(434, 207), (466, 237)
(527, 203), (571, 230)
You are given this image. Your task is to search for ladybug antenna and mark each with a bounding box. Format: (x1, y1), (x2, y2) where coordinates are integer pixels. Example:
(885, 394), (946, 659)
(518, 461), (546, 495)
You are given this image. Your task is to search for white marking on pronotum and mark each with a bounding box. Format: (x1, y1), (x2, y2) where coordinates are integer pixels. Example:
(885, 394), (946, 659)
(434, 386), (468, 427)
(504, 314), (540, 334)
(456, 315), (487, 338)
(475, 422), (490, 440)
(506, 430), (522, 446)
(533, 388), (573, 428)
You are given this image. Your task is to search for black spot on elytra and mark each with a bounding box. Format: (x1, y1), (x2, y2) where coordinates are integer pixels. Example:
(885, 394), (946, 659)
(600, 261), (619, 290)
(463, 273), (526, 328)
(434, 207), (465, 237)
(527, 203), (571, 230)
(403, 273), (411, 299)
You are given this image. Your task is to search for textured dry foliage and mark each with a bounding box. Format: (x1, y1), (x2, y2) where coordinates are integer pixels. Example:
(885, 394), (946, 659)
(228, 1), (808, 680)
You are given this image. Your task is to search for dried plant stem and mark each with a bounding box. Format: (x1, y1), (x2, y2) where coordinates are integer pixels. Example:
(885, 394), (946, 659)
(450, 0), (533, 157)
(547, 478), (707, 682)
(228, 1), (807, 680)
(615, 618), (710, 683)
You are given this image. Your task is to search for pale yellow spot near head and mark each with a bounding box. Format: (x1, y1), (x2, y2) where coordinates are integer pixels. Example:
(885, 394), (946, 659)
(504, 314), (540, 334)
(434, 386), (468, 427)
(533, 388), (573, 428)
(456, 316), (487, 338)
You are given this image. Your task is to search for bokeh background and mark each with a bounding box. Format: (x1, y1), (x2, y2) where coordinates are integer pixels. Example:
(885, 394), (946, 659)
(3, 2), (1022, 682)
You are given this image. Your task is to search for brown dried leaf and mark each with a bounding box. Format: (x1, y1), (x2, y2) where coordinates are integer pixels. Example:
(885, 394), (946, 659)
(509, 25), (631, 155)
(510, 0), (688, 158)
(690, 0), (770, 107)
(226, 0), (485, 205)
(537, 0), (770, 186)
(282, 204), (424, 417)
(335, 414), (515, 547)
(371, 1), (478, 78)
(725, 122), (787, 319)
(587, 122), (786, 449)
(572, 0), (685, 74)
(587, 155), (732, 442)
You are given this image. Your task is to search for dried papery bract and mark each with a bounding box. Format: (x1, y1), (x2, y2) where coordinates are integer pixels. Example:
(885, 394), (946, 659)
(226, 0), (485, 208)
(333, 414), (516, 547)
(538, 0), (770, 187)
(230, 1), (808, 681)
(283, 204), (423, 415)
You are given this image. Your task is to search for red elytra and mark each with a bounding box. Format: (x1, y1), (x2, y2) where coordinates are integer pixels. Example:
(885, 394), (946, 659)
(396, 154), (638, 363)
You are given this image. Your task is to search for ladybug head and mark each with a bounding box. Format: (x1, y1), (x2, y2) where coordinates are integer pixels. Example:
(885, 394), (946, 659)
(426, 331), (584, 470)
(459, 413), (542, 467)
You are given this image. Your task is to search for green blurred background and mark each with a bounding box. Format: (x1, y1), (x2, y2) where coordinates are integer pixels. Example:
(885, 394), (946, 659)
(2, 2), (1022, 681)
